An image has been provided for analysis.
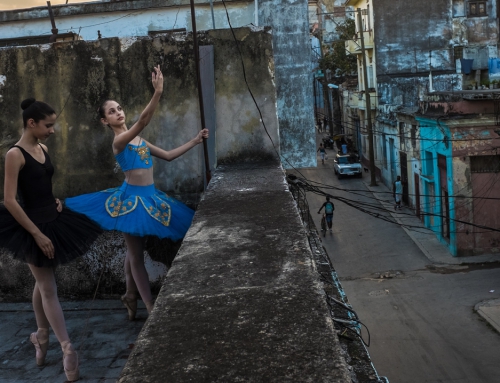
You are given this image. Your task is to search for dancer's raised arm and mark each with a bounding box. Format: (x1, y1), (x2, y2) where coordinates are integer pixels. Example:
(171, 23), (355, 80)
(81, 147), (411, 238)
(100, 65), (163, 153)
(146, 129), (209, 162)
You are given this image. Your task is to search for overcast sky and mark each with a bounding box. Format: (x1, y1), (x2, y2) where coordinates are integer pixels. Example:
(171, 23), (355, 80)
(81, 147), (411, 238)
(0, 1), (88, 11)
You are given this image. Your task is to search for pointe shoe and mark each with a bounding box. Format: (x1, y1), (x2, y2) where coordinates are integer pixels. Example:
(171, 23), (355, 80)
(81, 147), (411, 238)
(30, 329), (49, 366)
(61, 341), (79, 382)
(121, 294), (138, 321)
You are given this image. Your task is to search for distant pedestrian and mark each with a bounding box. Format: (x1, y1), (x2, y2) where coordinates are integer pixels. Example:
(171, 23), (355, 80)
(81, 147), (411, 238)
(393, 176), (403, 210)
(341, 143), (348, 154)
(317, 143), (326, 164)
(318, 196), (335, 232)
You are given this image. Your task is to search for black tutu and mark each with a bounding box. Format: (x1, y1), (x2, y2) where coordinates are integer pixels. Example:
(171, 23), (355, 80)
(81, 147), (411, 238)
(0, 201), (102, 268)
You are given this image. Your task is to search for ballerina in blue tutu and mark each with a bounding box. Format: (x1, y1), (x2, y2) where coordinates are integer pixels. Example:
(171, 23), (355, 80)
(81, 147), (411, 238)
(66, 65), (208, 318)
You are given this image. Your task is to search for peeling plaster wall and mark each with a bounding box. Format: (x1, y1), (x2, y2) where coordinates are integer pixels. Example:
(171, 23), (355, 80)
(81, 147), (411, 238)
(259, 0), (316, 168)
(375, 0), (453, 76)
(449, 121), (500, 256)
(0, 28), (279, 299)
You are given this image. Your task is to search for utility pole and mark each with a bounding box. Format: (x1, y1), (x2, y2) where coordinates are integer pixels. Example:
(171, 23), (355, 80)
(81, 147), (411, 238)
(356, 8), (377, 186)
(189, 0), (212, 184)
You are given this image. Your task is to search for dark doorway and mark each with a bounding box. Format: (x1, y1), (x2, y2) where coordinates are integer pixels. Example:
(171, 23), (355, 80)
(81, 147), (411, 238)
(438, 154), (450, 240)
(400, 151), (409, 205)
(415, 173), (421, 220)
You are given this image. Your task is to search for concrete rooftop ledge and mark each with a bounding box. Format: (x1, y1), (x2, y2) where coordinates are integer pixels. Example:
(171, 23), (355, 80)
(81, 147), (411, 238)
(118, 161), (351, 382)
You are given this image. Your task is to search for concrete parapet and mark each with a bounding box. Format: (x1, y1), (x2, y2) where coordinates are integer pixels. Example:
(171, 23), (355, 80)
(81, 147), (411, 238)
(118, 161), (351, 382)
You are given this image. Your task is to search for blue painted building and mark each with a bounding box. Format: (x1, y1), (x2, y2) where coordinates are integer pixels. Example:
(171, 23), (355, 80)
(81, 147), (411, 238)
(417, 117), (457, 255)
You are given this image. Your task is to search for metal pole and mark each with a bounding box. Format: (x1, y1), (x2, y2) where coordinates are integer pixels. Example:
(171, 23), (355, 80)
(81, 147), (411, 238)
(357, 8), (377, 186)
(189, 0), (212, 184)
(209, 0), (216, 29)
(46, 1), (58, 42)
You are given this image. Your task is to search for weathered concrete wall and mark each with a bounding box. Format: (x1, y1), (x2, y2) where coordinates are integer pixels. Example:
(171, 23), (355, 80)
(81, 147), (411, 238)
(259, 0), (317, 168)
(0, 27), (279, 299)
(449, 120), (500, 256)
(0, 0), (316, 169)
(118, 161), (352, 382)
(374, 0), (454, 76)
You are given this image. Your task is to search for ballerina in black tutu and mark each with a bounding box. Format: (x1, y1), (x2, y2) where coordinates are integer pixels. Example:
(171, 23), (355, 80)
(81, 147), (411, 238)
(0, 99), (102, 381)
(66, 65), (208, 319)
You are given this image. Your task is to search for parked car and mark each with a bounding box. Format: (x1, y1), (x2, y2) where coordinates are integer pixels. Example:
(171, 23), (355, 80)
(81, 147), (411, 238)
(333, 153), (362, 178)
(322, 135), (334, 149)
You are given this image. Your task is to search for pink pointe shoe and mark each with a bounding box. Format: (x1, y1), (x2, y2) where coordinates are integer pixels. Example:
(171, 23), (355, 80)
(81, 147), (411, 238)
(121, 293), (138, 321)
(61, 341), (79, 382)
(30, 328), (49, 366)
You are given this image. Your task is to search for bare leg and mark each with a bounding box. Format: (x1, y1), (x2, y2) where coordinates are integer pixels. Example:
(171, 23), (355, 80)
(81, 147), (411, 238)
(28, 265), (78, 377)
(32, 283), (50, 329)
(28, 265), (69, 344)
(123, 254), (139, 298)
(123, 234), (154, 313)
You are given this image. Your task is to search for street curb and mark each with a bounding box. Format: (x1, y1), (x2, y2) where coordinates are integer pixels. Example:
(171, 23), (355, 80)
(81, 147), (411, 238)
(363, 182), (450, 264)
(475, 299), (500, 334)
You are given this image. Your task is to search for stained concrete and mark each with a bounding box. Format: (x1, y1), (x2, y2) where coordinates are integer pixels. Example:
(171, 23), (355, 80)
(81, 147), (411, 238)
(0, 27), (279, 298)
(118, 162), (351, 382)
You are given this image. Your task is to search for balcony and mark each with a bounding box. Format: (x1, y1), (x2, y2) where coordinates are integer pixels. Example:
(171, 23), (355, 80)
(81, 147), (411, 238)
(346, 30), (374, 55)
(357, 90), (377, 110)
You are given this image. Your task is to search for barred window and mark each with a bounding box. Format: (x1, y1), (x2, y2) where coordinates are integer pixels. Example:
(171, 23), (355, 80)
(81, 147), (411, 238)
(468, 1), (487, 17)
(470, 155), (500, 173)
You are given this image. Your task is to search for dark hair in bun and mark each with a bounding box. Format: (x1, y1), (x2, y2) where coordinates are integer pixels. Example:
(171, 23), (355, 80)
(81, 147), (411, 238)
(21, 98), (56, 127)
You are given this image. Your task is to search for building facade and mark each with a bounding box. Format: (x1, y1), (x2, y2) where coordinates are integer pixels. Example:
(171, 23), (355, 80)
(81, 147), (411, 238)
(342, 0), (500, 256)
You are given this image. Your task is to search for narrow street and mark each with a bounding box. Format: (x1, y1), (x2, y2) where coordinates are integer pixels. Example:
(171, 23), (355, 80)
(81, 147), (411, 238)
(298, 139), (500, 383)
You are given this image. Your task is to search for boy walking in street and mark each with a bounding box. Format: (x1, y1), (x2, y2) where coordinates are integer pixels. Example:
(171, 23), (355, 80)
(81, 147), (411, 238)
(317, 143), (326, 164)
(393, 176), (403, 210)
(318, 196), (335, 232)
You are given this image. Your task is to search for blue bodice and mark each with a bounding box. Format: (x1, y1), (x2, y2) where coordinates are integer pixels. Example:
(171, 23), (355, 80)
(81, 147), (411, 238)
(115, 141), (153, 172)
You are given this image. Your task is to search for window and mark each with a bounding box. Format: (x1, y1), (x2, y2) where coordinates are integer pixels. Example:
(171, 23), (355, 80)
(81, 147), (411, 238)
(454, 46), (464, 61)
(424, 151), (434, 175)
(411, 125), (417, 148)
(470, 155), (500, 173)
(468, 1), (487, 17)
(382, 133), (387, 168)
(399, 122), (405, 150)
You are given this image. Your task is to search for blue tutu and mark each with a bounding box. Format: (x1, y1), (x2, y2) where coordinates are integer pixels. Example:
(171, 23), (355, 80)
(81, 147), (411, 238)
(65, 182), (194, 241)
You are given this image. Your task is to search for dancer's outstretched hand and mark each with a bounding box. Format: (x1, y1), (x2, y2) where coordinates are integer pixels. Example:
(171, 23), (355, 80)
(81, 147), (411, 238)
(194, 129), (209, 143)
(152, 65), (163, 93)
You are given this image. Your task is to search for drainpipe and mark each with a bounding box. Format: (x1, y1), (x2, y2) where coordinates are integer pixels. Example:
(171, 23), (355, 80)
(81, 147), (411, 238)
(255, 0), (258, 26)
(47, 1), (58, 43)
(209, 0), (216, 29)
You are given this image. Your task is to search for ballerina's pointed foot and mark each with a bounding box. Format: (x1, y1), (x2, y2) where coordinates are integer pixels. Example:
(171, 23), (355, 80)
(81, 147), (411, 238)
(121, 293), (138, 321)
(145, 299), (155, 315)
(61, 341), (79, 382)
(30, 328), (49, 366)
